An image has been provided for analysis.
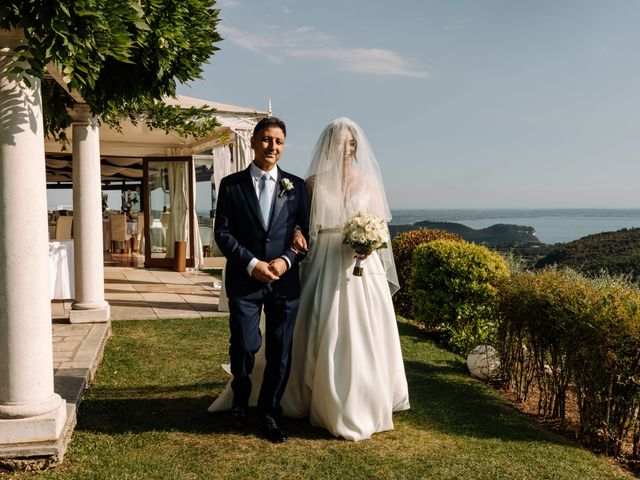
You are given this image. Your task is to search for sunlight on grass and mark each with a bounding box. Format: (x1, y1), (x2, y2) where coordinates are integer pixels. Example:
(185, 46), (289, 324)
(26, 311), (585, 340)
(3, 317), (632, 480)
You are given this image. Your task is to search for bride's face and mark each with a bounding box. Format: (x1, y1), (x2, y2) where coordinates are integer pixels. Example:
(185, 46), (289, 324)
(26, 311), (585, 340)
(335, 129), (357, 168)
(342, 130), (357, 161)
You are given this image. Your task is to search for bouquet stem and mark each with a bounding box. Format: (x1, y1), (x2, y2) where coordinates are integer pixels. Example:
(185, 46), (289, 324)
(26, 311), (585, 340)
(353, 257), (364, 276)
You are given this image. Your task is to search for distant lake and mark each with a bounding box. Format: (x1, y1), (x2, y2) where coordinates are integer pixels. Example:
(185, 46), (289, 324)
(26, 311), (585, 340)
(389, 209), (640, 245)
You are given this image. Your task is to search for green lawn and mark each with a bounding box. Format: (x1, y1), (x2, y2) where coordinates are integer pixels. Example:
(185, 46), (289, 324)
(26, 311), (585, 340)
(3, 318), (632, 480)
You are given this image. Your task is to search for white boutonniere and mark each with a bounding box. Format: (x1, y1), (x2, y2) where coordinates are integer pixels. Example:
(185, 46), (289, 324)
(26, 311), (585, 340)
(278, 178), (295, 198)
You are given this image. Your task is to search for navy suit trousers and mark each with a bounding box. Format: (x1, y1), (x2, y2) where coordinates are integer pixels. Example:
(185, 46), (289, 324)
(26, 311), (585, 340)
(228, 285), (299, 419)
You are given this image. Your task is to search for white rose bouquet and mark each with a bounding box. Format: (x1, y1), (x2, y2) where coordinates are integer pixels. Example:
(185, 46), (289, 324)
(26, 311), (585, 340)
(342, 211), (389, 276)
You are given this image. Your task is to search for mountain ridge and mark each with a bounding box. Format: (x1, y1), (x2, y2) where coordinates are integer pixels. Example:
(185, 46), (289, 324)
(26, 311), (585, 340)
(389, 220), (540, 246)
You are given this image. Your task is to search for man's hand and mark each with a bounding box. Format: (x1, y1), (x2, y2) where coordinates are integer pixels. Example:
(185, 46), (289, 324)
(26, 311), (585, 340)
(290, 228), (308, 254)
(268, 257), (288, 277)
(251, 260), (280, 283)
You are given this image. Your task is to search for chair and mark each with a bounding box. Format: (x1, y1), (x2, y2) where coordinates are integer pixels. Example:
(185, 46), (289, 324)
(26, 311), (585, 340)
(54, 216), (73, 240)
(134, 213), (145, 254)
(110, 214), (132, 253)
(54, 210), (70, 221)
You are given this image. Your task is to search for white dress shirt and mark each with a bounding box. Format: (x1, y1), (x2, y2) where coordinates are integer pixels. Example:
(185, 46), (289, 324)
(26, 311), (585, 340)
(246, 163), (291, 276)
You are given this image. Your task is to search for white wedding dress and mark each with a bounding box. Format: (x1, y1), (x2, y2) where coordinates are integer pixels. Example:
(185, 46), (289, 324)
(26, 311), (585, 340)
(208, 186), (410, 441)
(281, 225), (410, 441)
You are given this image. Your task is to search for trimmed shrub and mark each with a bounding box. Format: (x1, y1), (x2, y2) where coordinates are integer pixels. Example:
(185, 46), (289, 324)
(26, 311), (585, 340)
(497, 270), (591, 420)
(497, 268), (640, 455)
(391, 228), (463, 318)
(411, 239), (509, 354)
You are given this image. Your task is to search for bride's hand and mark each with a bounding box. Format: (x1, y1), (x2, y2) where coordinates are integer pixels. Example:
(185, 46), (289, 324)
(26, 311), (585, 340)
(290, 228), (308, 253)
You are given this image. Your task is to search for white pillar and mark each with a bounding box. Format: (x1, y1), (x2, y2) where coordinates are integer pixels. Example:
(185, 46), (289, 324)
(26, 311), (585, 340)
(69, 105), (110, 323)
(0, 29), (67, 443)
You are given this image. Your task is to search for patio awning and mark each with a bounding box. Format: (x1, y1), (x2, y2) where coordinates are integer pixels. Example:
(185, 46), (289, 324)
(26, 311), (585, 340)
(44, 95), (268, 183)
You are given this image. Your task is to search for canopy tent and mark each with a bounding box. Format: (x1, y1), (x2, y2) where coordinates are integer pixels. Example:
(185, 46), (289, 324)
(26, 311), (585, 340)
(44, 94), (268, 270)
(44, 95), (268, 182)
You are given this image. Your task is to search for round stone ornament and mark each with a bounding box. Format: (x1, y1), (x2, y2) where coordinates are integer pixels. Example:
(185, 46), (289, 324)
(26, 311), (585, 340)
(466, 344), (500, 380)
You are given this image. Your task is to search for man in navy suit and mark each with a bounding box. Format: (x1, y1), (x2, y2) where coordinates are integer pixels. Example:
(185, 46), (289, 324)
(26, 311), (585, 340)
(214, 117), (310, 443)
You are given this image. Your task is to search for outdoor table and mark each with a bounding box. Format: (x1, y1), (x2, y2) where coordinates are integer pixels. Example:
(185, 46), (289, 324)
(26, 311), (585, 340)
(149, 225), (167, 252)
(199, 226), (212, 248)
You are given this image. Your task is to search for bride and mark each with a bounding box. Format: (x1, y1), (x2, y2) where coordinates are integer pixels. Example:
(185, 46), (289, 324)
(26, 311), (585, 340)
(209, 117), (410, 441)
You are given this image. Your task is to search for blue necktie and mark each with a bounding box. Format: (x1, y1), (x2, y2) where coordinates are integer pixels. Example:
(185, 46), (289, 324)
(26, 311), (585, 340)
(258, 173), (272, 227)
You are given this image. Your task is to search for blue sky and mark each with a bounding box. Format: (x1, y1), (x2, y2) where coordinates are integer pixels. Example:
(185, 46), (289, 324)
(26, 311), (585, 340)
(177, 0), (640, 209)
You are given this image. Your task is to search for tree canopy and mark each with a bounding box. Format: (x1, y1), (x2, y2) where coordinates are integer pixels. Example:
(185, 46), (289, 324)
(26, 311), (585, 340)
(1, 0), (222, 142)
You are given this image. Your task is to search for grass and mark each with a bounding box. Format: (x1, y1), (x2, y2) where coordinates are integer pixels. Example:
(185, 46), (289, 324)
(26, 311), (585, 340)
(2, 317), (633, 480)
(201, 268), (223, 281)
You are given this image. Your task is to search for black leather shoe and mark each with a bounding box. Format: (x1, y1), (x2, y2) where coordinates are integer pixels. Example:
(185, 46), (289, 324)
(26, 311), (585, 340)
(230, 406), (248, 432)
(263, 415), (286, 443)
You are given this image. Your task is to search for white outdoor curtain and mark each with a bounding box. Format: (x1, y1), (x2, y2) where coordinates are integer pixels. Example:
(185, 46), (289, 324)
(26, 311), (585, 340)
(166, 162), (186, 257)
(231, 128), (253, 172)
(191, 161), (204, 268)
(211, 145), (232, 195)
(166, 161), (203, 268)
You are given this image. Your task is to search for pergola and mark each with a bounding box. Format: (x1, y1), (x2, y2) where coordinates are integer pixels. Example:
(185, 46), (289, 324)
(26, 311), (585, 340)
(0, 29), (265, 463)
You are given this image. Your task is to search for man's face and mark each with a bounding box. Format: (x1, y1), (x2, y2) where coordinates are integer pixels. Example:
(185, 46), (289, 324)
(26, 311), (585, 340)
(251, 126), (285, 171)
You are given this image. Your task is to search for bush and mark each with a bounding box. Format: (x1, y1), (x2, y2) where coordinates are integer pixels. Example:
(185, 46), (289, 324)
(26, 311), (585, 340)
(411, 239), (509, 354)
(391, 228), (463, 318)
(497, 270), (591, 420)
(497, 268), (640, 455)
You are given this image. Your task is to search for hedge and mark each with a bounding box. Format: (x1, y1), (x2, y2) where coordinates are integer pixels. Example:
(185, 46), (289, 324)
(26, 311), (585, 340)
(497, 269), (640, 455)
(391, 228), (463, 318)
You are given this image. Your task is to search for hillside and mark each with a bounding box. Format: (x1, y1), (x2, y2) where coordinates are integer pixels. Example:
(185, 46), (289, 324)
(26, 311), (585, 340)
(389, 220), (540, 246)
(535, 227), (640, 279)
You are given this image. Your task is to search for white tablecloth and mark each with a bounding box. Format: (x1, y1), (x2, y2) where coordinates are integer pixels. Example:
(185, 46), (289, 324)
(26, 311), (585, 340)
(49, 240), (74, 299)
(149, 226), (167, 251)
(199, 226), (213, 248)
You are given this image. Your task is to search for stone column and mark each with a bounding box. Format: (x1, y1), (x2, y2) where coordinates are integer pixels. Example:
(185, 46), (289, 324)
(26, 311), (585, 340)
(0, 29), (67, 443)
(69, 104), (110, 323)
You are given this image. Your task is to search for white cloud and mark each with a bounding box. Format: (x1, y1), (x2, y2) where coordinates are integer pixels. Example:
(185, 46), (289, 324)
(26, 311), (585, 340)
(220, 24), (429, 79)
(287, 47), (429, 79)
(220, 25), (276, 53)
(217, 0), (241, 7)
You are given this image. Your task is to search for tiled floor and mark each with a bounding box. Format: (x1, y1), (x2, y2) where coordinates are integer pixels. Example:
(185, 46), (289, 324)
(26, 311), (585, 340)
(52, 254), (227, 321)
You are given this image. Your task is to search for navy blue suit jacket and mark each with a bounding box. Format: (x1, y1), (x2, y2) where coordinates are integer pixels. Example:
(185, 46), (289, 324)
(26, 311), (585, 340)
(214, 166), (310, 299)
